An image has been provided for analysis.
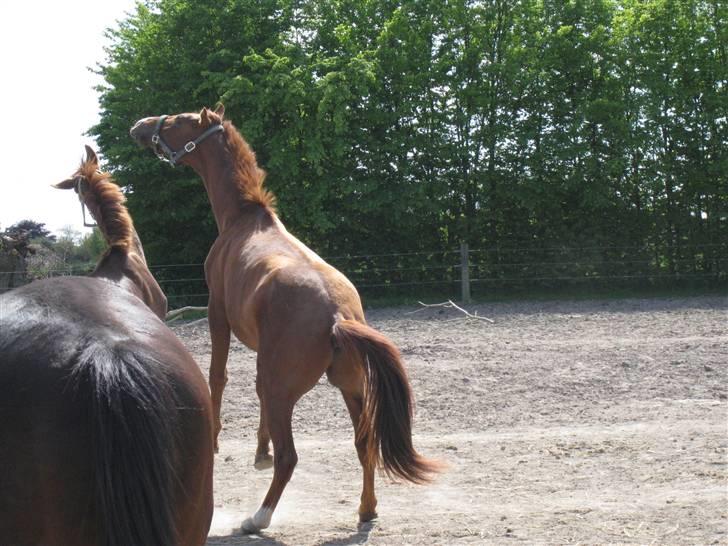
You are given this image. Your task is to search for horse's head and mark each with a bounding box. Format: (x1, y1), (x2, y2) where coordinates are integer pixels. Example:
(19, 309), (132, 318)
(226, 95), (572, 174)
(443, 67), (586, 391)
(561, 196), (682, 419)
(54, 147), (168, 319)
(130, 105), (225, 167)
(54, 146), (112, 229)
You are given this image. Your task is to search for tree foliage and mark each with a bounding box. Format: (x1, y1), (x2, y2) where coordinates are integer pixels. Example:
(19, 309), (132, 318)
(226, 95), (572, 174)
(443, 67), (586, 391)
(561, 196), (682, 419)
(0, 222), (107, 289)
(91, 0), (727, 297)
(4, 220), (56, 243)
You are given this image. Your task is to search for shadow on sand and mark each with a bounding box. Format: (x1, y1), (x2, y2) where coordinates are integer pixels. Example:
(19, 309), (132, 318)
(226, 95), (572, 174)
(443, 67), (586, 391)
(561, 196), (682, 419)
(206, 521), (375, 546)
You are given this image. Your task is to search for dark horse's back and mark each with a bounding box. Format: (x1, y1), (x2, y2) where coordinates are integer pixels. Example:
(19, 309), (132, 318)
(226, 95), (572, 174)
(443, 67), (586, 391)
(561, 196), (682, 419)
(0, 277), (214, 546)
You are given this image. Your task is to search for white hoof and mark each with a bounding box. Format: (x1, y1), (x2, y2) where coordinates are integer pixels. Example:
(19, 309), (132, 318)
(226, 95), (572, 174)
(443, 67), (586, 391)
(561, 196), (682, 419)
(240, 507), (272, 534)
(240, 517), (260, 534)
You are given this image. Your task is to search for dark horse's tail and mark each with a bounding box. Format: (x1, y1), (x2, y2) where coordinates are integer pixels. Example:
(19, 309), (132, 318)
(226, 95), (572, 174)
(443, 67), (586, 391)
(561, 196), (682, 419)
(69, 342), (179, 546)
(333, 319), (439, 483)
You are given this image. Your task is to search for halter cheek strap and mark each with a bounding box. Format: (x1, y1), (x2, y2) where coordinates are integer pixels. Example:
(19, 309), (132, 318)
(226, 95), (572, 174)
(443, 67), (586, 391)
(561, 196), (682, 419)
(151, 115), (224, 167)
(75, 177), (98, 228)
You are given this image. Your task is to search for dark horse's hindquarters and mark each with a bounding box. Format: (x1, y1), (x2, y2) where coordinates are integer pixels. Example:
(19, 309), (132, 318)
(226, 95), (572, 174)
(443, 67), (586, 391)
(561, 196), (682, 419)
(0, 277), (214, 546)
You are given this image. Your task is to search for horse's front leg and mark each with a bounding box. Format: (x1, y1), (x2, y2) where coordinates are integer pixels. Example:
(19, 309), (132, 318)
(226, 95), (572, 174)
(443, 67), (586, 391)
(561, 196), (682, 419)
(254, 367), (273, 470)
(208, 300), (231, 453)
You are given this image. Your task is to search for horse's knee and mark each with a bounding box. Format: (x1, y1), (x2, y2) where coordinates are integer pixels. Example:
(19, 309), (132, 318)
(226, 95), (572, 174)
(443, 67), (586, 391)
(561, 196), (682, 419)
(274, 449), (298, 477)
(209, 367), (227, 387)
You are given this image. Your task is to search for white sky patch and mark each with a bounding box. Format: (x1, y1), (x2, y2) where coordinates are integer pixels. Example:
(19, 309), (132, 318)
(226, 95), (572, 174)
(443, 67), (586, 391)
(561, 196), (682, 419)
(0, 0), (136, 236)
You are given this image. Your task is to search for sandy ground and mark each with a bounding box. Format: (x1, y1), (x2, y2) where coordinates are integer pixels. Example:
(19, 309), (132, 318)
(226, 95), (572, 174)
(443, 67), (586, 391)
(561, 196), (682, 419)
(171, 295), (728, 545)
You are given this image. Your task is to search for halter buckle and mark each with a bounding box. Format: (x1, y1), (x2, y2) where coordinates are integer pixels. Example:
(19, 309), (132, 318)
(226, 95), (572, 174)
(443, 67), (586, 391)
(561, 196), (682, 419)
(184, 141), (196, 153)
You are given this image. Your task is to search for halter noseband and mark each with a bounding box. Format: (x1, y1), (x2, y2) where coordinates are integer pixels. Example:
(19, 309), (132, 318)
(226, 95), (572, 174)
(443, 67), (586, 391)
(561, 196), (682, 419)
(151, 115), (224, 167)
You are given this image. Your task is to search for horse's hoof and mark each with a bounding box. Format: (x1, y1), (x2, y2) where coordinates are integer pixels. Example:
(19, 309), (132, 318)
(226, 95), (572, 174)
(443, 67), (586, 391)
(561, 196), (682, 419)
(359, 510), (378, 523)
(254, 454), (273, 470)
(240, 517), (260, 534)
(240, 507), (272, 534)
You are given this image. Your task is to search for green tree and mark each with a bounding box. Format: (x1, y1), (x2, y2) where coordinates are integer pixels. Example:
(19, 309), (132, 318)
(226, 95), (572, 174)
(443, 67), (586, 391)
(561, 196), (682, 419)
(94, 0), (292, 266)
(4, 220), (56, 244)
(92, 0), (726, 297)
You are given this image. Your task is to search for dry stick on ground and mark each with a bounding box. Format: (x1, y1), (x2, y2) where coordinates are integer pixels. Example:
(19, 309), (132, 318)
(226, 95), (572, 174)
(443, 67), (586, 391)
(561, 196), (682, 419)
(165, 306), (208, 323)
(166, 300), (495, 324)
(408, 300), (494, 323)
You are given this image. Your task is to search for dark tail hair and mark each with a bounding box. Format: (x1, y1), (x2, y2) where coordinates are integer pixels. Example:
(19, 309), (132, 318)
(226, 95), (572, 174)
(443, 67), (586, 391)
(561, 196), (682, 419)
(69, 343), (179, 546)
(332, 319), (440, 484)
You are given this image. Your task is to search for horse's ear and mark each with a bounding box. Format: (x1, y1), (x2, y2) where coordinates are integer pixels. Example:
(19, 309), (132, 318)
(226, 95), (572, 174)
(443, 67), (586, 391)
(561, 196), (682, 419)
(84, 145), (99, 167)
(53, 178), (76, 190)
(200, 107), (212, 127)
(214, 103), (225, 118)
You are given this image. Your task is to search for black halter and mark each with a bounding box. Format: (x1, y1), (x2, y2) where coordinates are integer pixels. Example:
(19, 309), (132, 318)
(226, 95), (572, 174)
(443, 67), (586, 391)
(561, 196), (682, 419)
(151, 115), (224, 167)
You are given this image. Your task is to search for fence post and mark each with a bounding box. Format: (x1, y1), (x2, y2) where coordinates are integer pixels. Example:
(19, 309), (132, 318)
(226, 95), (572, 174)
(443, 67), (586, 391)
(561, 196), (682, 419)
(460, 242), (471, 304)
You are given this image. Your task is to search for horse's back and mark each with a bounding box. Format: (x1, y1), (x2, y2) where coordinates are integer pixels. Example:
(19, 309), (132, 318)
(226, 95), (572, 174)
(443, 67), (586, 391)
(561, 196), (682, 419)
(0, 278), (213, 546)
(210, 217), (365, 337)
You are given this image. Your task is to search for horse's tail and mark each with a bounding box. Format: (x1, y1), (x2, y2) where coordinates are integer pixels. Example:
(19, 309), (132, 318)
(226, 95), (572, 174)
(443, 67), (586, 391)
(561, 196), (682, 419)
(69, 343), (179, 546)
(332, 319), (439, 484)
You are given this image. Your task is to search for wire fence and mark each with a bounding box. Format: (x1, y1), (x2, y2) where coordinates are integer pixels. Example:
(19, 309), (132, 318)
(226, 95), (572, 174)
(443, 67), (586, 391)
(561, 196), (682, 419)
(2, 243), (725, 306)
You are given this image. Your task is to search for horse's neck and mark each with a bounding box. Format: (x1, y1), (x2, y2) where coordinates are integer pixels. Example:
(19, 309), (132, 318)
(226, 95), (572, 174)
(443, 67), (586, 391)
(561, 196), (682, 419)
(192, 152), (242, 233)
(91, 228), (149, 293)
(92, 248), (166, 319)
(129, 229), (148, 265)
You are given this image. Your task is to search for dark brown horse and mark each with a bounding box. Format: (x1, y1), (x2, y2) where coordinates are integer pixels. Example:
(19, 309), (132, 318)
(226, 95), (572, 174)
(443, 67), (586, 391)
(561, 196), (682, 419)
(131, 107), (439, 533)
(0, 147), (214, 546)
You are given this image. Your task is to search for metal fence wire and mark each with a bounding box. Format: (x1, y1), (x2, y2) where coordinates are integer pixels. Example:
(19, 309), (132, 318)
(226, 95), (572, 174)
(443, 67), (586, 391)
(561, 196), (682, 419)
(1, 243), (726, 306)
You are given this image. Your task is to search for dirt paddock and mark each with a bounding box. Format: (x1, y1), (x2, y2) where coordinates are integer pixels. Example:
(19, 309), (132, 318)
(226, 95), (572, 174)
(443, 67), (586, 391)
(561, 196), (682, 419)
(172, 295), (728, 545)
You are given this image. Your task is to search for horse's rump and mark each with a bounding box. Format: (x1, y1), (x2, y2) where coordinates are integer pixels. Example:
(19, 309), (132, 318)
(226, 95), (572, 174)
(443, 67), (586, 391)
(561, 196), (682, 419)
(68, 342), (180, 546)
(0, 281), (211, 546)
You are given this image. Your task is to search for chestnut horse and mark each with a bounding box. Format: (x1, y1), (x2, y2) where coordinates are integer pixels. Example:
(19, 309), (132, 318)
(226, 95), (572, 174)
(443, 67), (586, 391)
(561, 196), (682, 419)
(0, 147), (214, 546)
(131, 107), (438, 533)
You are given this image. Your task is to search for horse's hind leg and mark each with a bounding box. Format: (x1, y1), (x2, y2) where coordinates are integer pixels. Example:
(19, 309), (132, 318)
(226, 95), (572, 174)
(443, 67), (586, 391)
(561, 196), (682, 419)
(241, 336), (331, 533)
(327, 358), (378, 522)
(341, 391), (378, 522)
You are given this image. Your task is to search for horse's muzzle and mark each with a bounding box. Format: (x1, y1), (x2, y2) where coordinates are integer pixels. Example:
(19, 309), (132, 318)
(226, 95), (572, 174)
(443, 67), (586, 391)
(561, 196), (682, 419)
(129, 117), (156, 146)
